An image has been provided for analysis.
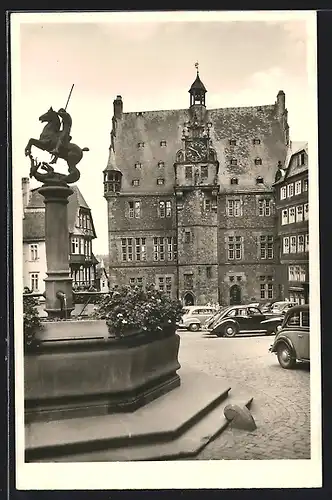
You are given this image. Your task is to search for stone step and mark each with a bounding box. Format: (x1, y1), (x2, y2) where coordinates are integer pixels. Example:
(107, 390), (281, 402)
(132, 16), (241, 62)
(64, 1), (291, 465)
(26, 368), (232, 461)
(45, 391), (253, 462)
(26, 368), (253, 462)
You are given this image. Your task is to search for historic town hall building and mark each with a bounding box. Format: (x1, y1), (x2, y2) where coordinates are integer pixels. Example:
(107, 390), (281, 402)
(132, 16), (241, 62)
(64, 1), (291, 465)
(103, 69), (297, 306)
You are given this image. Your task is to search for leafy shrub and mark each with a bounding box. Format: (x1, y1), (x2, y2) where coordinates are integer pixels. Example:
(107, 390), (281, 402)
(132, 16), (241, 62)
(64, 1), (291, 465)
(23, 295), (41, 350)
(94, 284), (184, 337)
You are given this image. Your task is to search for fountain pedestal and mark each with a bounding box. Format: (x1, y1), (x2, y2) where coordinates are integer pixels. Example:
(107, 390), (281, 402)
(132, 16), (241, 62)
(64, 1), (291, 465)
(38, 183), (74, 319)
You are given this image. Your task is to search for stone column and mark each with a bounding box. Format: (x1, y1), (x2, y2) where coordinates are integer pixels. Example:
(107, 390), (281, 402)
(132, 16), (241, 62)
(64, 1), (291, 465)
(38, 183), (74, 318)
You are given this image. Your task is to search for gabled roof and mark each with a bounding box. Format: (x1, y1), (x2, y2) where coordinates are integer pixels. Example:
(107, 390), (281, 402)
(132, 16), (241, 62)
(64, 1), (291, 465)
(23, 184), (97, 241)
(273, 141), (308, 185)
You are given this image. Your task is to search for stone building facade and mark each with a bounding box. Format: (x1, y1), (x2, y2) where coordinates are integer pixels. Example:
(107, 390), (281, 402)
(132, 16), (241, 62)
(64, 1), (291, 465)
(274, 143), (309, 304)
(104, 70), (291, 306)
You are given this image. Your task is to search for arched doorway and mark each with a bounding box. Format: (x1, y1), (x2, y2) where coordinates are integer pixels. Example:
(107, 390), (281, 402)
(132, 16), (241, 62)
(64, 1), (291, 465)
(183, 292), (195, 306)
(230, 285), (241, 305)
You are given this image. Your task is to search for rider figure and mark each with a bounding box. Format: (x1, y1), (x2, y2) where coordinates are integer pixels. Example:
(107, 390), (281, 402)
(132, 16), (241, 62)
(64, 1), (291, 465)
(50, 108), (72, 164)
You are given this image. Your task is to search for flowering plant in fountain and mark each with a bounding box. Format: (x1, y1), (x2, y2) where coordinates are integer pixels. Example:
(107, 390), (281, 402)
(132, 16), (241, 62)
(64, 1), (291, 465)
(94, 283), (184, 338)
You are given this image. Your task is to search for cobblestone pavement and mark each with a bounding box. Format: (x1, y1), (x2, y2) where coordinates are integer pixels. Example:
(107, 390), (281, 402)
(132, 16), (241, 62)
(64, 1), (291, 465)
(177, 330), (310, 460)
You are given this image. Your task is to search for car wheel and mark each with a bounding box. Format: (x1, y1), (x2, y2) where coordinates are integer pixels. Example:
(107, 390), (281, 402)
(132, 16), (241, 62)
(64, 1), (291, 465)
(189, 323), (200, 332)
(223, 323), (238, 338)
(276, 343), (296, 369)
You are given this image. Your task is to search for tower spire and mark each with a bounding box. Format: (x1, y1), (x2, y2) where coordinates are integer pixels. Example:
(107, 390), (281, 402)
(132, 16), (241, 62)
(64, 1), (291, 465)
(189, 64), (207, 108)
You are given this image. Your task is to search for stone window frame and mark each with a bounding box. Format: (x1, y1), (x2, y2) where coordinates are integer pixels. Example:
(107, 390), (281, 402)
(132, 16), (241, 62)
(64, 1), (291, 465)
(156, 274), (173, 297)
(128, 200), (141, 219)
(160, 140), (167, 147)
(230, 158), (238, 166)
(121, 238), (134, 262)
(158, 161), (165, 168)
(157, 178), (165, 185)
(158, 200), (172, 218)
(134, 237), (147, 262)
(227, 235), (243, 261)
(254, 157), (262, 166)
(129, 276), (144, 287)
(253, 138), (261, 145)
(135, 162), (142, 169)
(303, 178), (308, 192)
(258, 197), (272, 217)
(259, 234), (274, 260)
(184, 230), (192, 244)
(137, 142), (145, 149)
(230, 177), (238, 185)
(153, 237), (166, 261)
(132, 179), (140, 186)
(226, 196), (243, 217)
(229, 139), (237, 146)
(201, 165), (208, 180)
(305, 233), (309, 252)
(183, 272), (194, 290)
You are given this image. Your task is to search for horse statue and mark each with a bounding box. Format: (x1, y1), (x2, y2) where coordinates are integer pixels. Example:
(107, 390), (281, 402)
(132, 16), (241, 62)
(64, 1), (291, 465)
(25, 107), (89, 184)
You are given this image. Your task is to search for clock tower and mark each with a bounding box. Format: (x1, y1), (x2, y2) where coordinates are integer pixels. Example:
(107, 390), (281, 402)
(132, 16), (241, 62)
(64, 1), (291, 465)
(174, 66), (220, 306)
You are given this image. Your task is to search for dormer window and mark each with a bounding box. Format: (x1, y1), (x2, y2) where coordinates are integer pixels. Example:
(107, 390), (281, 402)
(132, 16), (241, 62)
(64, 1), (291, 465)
(229, 139), (237, 146)
(253, 138), (261, 145)
(160, 140), (167, 147)
(256, 176), (264, 184)
(298, 152), (306, 166)
(157, 178), (165, 185)
(255, 158), (262, 165)
(230, 158), (238, 166)
(158, 161), (165, 168)
(135, 162), (142, 169)
(132, 179), (140, 186)
(230, 177), (238, 185)
(137, 142), (145, 148)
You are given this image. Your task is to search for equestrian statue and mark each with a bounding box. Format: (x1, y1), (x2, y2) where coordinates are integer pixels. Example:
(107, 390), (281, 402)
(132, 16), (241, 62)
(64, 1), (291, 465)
(25, 85), (89, 185)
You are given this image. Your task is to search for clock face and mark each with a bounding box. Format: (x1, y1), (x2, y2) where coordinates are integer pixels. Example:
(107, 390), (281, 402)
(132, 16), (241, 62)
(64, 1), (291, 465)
(186, 140), (208, 161)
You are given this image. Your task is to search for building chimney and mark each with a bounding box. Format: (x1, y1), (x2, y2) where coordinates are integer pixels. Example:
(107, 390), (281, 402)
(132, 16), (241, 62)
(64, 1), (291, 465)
(22, 177), (30, 209)
(113, 95), (123, 120)
(276, 90), (285, 120)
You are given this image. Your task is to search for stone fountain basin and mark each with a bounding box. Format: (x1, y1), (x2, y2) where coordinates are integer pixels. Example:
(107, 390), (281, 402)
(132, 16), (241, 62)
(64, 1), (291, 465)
(25, 320), (181, 422)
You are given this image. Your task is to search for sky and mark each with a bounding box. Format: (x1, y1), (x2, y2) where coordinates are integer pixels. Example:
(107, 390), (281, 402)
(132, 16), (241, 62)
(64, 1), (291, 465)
(12, 11), (316, 255)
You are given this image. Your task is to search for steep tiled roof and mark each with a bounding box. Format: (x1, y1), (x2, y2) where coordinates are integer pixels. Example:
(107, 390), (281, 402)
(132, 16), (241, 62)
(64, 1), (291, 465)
(285, 141), (308, 179)
(112, 101), (287, 194)
(23, 211), (45, 241)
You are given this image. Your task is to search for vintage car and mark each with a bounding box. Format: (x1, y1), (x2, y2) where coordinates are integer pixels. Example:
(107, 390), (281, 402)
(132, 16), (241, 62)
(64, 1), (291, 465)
(269, 304), (310, 369)
(176, 305), (218, 331)
(205, 305), (284, 337)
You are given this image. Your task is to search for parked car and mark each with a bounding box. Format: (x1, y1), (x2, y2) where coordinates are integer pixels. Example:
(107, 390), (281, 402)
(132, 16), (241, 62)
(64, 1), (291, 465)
(177, 306), (218, 331)
(269, 304), (310, 369)
(266, 301), (297, 315)
(205, 305), (284, 337)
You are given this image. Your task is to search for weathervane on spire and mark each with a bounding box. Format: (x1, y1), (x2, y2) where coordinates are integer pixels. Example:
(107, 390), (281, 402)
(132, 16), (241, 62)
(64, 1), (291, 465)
(195, 61), (199, 74)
